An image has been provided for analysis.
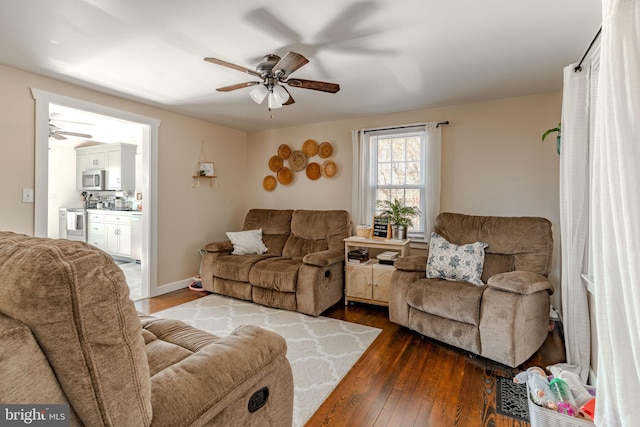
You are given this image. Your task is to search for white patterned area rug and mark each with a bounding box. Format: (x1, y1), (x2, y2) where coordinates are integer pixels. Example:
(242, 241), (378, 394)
(152, 294), (381, 426)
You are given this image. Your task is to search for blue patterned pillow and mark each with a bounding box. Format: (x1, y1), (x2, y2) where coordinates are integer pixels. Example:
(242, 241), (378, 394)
(426, 232), (488, 285)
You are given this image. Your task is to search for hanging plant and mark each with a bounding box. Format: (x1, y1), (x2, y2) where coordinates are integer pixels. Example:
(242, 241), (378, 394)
(542, 122), (561, 155)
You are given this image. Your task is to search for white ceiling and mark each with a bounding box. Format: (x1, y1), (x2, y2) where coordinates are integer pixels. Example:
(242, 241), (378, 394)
(0, 0), (601, 133)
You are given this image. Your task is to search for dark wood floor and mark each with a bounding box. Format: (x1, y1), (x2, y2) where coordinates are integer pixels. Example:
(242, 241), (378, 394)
(136, 290), (566, 427)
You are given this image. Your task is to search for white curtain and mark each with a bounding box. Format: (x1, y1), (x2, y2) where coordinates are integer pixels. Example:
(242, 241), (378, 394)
(424, 123), (441, 236)
(559, 65), (591, 383)
(592, 1), (640, 426)
(351, 129), (371, 226)
(351, 123), (441, 235)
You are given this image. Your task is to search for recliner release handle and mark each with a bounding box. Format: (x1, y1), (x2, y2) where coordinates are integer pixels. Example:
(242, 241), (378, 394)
(248, 387), (269, 413)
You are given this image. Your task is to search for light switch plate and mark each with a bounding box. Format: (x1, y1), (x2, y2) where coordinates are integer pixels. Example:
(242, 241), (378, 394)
(22, 188), (34, 203)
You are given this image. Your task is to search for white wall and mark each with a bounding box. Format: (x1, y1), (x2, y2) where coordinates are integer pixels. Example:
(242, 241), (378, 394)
(47, 144), (80, 237)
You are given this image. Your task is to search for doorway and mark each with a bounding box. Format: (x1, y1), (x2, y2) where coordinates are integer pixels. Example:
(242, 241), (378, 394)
(32, 88), (160, 298)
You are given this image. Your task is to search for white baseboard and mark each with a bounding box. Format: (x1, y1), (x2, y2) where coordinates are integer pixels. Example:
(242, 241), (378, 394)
(151, 278), (191, 297)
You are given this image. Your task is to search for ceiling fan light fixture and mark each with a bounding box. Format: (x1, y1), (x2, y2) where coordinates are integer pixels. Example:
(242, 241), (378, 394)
(267, 90), (282, 109)
(249, 84), (268, 104)
(272, 84), (289, 104)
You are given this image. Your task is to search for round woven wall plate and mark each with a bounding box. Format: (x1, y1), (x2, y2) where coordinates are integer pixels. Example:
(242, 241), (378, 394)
(268, 155), (283, 172)
(318, 141), (333, 158)
(302, 139), (318, 157)
(289, 150), (307, 171)
(263, 175), (277, 191)
(306, 162), (321, 180)
(278, 144), (291, 159)
(277, 167), (293, 185)
(321, 160), (338, 178)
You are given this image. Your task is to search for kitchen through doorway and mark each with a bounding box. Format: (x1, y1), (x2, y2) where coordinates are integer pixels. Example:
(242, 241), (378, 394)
(32, 89), (160, 299)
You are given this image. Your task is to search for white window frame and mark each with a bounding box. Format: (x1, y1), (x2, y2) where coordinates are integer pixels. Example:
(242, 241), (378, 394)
(352, 122), (441, 244)
(369, 129), (426, 240)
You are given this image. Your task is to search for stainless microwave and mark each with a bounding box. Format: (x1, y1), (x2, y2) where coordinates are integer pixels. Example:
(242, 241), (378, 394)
(81, 170), (106, 190)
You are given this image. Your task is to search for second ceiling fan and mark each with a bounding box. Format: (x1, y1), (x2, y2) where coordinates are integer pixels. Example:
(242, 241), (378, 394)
(204, 51), (340, 110)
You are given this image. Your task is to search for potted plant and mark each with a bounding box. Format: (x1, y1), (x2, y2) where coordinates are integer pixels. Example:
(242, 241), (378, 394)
(542, 122), (561, 155)
(376, 198), (420, 240)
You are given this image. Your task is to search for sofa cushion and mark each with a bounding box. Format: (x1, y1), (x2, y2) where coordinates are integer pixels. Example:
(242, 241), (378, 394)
(426, 232), (488, 285)
(283, 210), (351, 258)
(244, 209), (293, 256)
(0, 314), (76, 411)
(0, 232), (152, 427)
(226, 229), (268, 255)
(434, 212), (553, 276)
(249, 258), (302, 292)
(406, 278), (487, 326)
(210, 253), (274, 282)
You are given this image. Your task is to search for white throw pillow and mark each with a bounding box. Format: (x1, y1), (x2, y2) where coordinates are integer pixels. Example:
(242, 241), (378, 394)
(426, 232), (488, 286)
(225, 229), (268, 255)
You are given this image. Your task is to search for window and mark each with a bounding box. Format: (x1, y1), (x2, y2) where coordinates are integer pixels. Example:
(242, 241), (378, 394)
(371, 130), (426, 239)
(352, 123), (441, 243)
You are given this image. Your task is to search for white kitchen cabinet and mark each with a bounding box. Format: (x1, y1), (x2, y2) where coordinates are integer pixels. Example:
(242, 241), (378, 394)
(104, 213), (131, 257)
(87, 212), (106, 250)
(105, 144), (136, 191)
(76, 143), (136, 191)
(88, 210), (133, 258)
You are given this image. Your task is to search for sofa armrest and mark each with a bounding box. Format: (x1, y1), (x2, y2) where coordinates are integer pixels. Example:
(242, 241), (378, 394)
(148, 323), (293, 427)
(303, 249), (344, 267)
(487, 271), (554, 295)
(393, 255), (428, 272)
(205, 240), (233, 254)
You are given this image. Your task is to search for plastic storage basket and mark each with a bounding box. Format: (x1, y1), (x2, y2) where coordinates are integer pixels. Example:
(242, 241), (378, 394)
(527, 384), (595, 427)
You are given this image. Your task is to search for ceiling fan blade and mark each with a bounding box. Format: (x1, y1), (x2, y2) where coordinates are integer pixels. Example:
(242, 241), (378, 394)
(51, 133), (67, 140)
(286, 78), (340, 93)
(204, 57), (261, 78)
(273, 52), (309, 78)
(316, 1), (380, 41)
(244, 8), (301, 44)
(282, 87), (295, 105)
(57, 131), (93, 138)
(216, 81), (260, 92)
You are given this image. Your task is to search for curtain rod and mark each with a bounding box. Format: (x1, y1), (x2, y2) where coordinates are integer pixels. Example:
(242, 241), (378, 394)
(575, 27), (602, 72)
(362, 121), (449, 134)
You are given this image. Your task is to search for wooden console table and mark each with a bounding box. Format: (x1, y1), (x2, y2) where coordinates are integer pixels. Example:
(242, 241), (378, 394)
(344, 237), (410, 307)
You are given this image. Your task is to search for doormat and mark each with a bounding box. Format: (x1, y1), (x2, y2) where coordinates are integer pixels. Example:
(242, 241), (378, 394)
(496, 375), (529, 422)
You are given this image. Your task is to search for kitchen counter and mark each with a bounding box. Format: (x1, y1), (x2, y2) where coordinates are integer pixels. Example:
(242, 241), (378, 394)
(87, 208), (141, 214)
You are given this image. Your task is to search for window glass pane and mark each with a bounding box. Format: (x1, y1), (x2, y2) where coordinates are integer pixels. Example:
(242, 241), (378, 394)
(376, 189), (391, 208)
(392, 162), (406, 184)
(406, 161), (421, 185)
(377, 163), (391, 185)
(405, 189), (422, 231)
(378, 139), (392, 162)
(392, 138), (406, 162)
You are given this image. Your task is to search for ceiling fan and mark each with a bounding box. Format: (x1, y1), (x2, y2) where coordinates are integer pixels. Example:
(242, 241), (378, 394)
(48, 121), (93, 140)
(204, 51), (340, 110)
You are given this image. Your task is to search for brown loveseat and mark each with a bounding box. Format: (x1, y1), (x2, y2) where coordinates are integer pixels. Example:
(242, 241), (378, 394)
(389, 212), (554, 367)
(200, 209), (351, 316)
(0, 232), (294, 426)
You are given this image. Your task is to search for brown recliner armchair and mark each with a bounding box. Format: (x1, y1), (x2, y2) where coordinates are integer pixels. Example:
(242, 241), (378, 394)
(0, 232), (294, 426)
(389, 212), (554, 367)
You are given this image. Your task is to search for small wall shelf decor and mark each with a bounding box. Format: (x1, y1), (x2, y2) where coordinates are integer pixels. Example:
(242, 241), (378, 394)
(192, 142), (217, 188)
